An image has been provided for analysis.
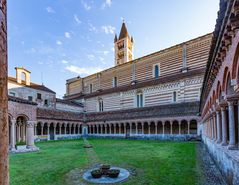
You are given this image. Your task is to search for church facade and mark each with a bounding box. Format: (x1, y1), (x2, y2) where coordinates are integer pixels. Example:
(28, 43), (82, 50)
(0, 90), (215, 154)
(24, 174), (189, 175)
(64, 22), (212, 139)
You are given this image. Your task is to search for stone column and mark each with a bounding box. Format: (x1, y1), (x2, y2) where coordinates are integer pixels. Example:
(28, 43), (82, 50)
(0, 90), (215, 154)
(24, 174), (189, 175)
(34, 124), (37, 136)
(41, 123), (44, 136)
(136, 123), (138, 135)
(129, 123), (132, 135)
(227, 101), (237, 149)
(59, 123), (62, 135)
(78, 124), (81, 134)
(53, 124), (56, 140)
(97, 125), (99, 134)
(69, 124), (72, 135)
(119, 124), (121, 134)
(26, 121), (37, 149)
(64, 124), (67, 135)
(47, 124), (50, 140)
(109, 125), (111, 134)
(124, 124), (126, 134)
(148, 123), (150, 135)
(155, 122), (157, 134)
(10, 119), (16, 150)
(179, 122), (181, 135)
(216, 110), (222, 143)
(213, 113), (217, 140)
(0, 0), (8, 182)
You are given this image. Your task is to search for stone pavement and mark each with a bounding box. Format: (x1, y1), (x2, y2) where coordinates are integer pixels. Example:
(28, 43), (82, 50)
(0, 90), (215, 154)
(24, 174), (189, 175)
(196, 142), (227, 185)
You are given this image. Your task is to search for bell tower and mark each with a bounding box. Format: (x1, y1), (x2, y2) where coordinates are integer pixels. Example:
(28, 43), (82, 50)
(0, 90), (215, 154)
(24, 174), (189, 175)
(114, 21), (134, 66)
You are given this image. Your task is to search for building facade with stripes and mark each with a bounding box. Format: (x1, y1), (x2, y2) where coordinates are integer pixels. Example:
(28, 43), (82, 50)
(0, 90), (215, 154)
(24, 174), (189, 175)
(64, 23), (212, 139)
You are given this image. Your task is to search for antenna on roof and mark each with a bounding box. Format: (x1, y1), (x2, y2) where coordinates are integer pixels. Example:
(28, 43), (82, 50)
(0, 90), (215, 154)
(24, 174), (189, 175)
(41, 72), (44, 85)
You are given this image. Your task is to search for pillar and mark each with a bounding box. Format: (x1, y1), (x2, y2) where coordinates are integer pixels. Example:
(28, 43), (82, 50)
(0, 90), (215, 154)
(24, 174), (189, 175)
(148, 123), (151, 135)
(179, 122), (181, 135)
(97, 125), (99, 134)
(0, 0), (8, 183)
(109, 125), (111, 134)
(216, 110), (222, 143)
(119, 124), (121, 134)
(64, 124), (67, 134)
(41, 123), (44, 136)
(227, 101), (237, 149)
(78, 124), (80, 134)
(124, 124), (126, 134)
(34, 124), (36, 136)
(73, 125), (76, 134)
(10, 119), (16, 150)
(100, 125), (103, 134)
(136, 123), (138, 135)
(69, 124), (72, 134)
(213, 113), (217, 140)
(113, 124), (116, 134)
(130, 123), (132, 135)
(26, 121), (37, 149)
(47, 124), (50, 140)
(221, 106), (227, 145)
(155, 122), (157, 134)
(59, 123), (62, 135)
(162, 122), (165, 135)
(53, 124), (56, 140)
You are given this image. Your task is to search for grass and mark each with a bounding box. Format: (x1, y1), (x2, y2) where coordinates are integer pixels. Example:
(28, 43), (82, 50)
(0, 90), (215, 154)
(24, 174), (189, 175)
(10, 139), (198, 185)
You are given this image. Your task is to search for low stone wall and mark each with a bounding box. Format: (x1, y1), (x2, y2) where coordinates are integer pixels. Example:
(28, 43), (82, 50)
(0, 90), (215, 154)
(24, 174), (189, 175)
(202, 136), (239, 185)
(89, 134), (199, 141)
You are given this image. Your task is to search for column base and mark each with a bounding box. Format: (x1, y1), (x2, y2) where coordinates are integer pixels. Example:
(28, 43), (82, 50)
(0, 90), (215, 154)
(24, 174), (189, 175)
(221, 142), (228, 146)
(216, 140), (222, 144)
(227, 144), (238, 150)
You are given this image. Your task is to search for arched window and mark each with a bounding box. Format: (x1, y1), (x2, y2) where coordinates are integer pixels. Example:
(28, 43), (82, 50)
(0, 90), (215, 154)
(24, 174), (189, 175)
(136, 91), (143, 108)
(89, 84), (93, 93)
(113, 76), (118, 87)
(153, 64), (160, 78)
(98, 98), (103, 112)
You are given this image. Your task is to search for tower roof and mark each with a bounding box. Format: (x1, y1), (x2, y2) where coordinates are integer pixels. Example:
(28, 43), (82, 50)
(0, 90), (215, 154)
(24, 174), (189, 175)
(119, 22), (129, 40)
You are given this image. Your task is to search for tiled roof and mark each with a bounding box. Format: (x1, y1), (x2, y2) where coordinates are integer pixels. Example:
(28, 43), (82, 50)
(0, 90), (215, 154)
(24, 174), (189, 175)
(56, 98), (83, 107)
(119, 22), (129, 39)
(8, 95), (37, 105)
(8, 76), (55, 94)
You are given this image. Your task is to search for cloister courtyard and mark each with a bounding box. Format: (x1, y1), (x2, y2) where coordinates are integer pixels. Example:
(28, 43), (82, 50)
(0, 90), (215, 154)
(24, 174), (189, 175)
(9, 139), (225, 185)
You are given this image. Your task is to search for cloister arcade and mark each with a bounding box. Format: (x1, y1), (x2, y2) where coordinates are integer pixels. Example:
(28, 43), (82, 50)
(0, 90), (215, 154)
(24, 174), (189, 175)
(87, 119), (198, 136)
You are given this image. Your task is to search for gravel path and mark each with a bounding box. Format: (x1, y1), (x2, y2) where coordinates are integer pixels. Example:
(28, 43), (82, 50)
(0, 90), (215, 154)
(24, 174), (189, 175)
(196, 142), (227, 185)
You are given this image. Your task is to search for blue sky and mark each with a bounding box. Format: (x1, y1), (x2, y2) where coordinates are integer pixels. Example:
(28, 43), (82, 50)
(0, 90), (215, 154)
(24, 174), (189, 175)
(8, 0), (219, 98)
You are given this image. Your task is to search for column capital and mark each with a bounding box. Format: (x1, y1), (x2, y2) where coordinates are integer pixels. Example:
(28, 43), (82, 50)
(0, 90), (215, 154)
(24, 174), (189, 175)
(27, 121), (37, 128)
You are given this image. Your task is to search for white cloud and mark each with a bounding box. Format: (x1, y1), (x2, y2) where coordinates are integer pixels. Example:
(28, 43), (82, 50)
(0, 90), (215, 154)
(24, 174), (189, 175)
(74, 14), (81, 24)
(61, 60), (68, 64)
(101, 25), (115, 34)
(56, 40), (62, 45)
(101, 0), (112, 9)
(99, 57), (104, 61)
(88, 23), (97, 33)
(87, 54), (95, 60)
(81, 0), (91, 11)
(66, 65), (103, 76)
(46, 6), (55, 13)
(103, 50), (109, 55)
(65, 32), (71, 38)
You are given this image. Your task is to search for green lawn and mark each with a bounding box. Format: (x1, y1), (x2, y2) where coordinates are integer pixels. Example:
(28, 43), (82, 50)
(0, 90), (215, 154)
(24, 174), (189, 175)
(10, 139), (198, 185)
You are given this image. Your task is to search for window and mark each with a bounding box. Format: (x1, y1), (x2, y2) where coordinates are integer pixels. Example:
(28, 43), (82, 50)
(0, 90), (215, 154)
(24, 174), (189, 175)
(44, 99), (48, 106)
(9, 92), (15, 97)
(98, 98), (103, 112)
(89, 84), (93, 93)
(37, 93), (42, 100)
(153, 64), (160, 78)
(136, 92), (143, 108)
(173, 91), (177, 102)
(113, 76), (118, 87)
(28, 96), (33, 101)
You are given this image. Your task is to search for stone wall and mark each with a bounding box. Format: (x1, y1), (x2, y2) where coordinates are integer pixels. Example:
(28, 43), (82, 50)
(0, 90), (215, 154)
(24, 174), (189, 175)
(202, 136), (239, 185)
